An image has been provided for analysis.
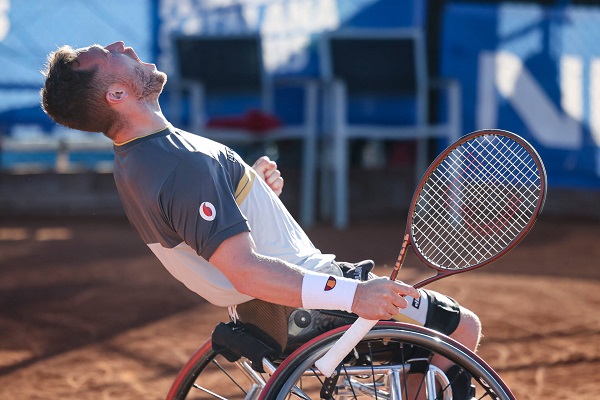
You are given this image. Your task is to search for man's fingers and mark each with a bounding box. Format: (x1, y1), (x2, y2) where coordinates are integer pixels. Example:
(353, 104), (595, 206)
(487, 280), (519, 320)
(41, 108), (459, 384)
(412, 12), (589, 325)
(252, 155), (271, 167)
(264, 168), (281, 183)
(352, 277), (421, 320)
(263, 165), (284, 195)
(392, 280), (420, 299)
(251, 156), (283, 196)
(265, 169), (283, 189)
(392, 294), (409, 310)
(252, 156), (276, 178)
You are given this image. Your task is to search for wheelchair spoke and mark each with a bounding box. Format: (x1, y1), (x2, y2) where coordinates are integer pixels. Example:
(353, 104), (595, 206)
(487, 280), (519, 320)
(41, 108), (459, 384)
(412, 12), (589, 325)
(192, 384), (229, 400)
(213, 359), (248, 395)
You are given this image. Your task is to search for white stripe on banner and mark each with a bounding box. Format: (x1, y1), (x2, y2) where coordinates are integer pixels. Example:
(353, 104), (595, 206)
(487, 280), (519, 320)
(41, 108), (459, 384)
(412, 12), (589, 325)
(476, 51), (497, 132)
(477, 50), (582, 150)
(560, 55), (583, 124)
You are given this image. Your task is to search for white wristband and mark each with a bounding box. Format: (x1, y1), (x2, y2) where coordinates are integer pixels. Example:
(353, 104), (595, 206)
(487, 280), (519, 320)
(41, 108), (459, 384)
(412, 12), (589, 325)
(301, 271), (358, 312)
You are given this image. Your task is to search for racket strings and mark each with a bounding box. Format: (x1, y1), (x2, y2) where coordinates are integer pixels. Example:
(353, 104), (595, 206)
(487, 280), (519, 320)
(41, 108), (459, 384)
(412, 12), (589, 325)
(418, 154), (525, 261)
(417, 175), (522, 266)
(439, 145), (536, 238)
(420, 156), (534, 266)
(412, 135), (542, 270)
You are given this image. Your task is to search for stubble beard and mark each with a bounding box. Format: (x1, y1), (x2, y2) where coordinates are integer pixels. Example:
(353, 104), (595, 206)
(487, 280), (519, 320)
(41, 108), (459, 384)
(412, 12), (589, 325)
(133, 66), (167, 101)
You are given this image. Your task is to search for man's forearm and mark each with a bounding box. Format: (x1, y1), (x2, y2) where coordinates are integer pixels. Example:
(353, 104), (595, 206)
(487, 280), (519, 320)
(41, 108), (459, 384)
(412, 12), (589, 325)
(229, 253), (305, 307)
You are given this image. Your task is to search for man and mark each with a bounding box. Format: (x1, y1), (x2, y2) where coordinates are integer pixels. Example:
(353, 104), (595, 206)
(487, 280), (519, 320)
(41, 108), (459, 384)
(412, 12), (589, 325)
(40, 42), (481, 384)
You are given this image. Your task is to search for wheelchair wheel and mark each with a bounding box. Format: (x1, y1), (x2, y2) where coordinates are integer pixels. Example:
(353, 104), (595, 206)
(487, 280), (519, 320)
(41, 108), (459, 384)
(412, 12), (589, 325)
(260, 322), (515, 400)
(166, 339), (273, 400)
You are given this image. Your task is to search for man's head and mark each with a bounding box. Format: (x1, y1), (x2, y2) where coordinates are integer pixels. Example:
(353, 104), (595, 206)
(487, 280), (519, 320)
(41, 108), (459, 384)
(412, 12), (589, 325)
(40, 42), (167, 137)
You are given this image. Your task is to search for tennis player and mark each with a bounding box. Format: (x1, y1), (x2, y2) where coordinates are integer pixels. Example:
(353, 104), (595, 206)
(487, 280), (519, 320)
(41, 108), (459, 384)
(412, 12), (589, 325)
(41, 42), (480, 397)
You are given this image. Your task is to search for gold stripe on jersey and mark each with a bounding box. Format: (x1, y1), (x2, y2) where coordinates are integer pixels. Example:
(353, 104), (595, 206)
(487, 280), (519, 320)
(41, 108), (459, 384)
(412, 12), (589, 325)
(235, 167), (255, 205)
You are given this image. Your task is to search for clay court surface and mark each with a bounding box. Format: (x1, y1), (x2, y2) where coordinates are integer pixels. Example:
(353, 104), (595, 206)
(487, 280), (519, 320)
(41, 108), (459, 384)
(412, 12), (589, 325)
(0, 214), (598, 399)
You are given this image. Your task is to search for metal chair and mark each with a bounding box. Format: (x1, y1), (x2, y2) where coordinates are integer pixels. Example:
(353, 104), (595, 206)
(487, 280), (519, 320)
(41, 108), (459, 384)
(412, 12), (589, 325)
(167, 34), (318, 228)
(319, 28), (461, 228)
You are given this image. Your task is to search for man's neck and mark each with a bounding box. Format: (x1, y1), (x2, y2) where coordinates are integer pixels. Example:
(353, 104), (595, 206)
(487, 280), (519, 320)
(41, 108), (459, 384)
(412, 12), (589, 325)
(109, 101), (170, 144)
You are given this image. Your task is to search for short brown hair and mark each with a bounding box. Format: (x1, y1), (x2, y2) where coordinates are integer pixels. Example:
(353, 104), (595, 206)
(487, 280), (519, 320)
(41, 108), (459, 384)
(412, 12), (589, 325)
(40, 46), (120, 134)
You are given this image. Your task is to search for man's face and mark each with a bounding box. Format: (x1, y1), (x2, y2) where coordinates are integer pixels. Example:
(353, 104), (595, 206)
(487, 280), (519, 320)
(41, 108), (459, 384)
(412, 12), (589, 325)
(75, 41), (167, 100)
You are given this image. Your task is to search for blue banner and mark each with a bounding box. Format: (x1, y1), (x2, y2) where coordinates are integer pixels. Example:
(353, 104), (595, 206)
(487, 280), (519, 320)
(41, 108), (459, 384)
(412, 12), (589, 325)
(441, 3), (600, 189)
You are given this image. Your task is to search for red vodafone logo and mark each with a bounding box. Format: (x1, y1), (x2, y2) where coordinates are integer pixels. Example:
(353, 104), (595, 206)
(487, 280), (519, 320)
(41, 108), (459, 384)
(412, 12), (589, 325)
(199, 202), (216, 221)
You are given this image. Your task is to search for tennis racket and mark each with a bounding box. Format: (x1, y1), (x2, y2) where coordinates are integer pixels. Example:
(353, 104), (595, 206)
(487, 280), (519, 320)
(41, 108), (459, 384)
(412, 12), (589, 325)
(315, 129), (547, 377)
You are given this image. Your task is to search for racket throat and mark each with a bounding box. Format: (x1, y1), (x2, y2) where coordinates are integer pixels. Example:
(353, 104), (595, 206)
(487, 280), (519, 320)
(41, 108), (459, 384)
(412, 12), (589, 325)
(390, 233), (411, 281)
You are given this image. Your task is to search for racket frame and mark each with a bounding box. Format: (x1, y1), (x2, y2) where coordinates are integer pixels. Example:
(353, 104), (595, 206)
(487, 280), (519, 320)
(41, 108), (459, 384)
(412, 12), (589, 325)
(390, 129), (547, 287)
(315, 129), (547, 377)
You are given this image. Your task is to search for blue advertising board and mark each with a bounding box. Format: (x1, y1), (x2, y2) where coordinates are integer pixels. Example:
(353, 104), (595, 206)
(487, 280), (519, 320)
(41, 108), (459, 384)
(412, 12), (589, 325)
(441, 3), (600, 188)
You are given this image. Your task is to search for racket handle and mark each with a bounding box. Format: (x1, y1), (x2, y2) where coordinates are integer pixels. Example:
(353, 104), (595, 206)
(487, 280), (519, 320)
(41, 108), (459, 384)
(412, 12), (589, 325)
(314, 317), (378, 377)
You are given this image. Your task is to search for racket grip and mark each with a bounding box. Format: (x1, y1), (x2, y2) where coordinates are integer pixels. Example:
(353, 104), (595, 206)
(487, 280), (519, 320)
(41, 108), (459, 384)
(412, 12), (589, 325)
(314, 317), (378, 377)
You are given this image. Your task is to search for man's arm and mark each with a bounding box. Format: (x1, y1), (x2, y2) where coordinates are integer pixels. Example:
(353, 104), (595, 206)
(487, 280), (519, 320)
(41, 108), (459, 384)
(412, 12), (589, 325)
(209, 231), (419, 320)
(252, 156), (283, 196)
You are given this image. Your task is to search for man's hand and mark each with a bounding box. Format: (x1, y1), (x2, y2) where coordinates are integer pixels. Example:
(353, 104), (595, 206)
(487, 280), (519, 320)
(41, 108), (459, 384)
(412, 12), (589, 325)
(252, 156), (284, 196)
(352, 277), (420, 320)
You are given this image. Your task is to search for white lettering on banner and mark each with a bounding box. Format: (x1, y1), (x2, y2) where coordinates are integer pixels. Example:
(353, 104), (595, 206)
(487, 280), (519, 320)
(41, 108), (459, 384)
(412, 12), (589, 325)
(258, 0), (340, 73)
(0, 0), (10, 41)
(477, 52), (498, 135)
(160, 0), (341, 74)
(477, 50), (583, 150)
(561, 55), (584, 123)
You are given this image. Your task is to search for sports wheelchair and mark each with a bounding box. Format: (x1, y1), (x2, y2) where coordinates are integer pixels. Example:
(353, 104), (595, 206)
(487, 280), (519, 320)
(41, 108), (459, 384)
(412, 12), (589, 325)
(166, 300), (514, 400)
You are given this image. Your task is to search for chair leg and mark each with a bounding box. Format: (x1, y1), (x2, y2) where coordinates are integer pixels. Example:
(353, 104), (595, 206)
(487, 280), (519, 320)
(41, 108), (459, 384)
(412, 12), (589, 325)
(415, 137), (428, 183)
(332, 81), (349, 229)
(299, 81), (318, 229)
(333, 128), (349, 229)
(299, 130), (316, 228)
(319, 145), (333, 221)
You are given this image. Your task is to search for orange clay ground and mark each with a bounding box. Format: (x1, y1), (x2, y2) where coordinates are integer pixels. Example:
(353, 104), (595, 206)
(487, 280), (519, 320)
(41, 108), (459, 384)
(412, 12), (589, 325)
(0, 215), (598, 399)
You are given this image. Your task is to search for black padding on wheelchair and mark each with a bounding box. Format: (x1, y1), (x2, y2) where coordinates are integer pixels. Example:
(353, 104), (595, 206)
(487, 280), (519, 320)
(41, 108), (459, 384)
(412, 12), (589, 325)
(235, 300), (359, 358)
(285, 309), (357, 356)
(211, 322), (278, 373)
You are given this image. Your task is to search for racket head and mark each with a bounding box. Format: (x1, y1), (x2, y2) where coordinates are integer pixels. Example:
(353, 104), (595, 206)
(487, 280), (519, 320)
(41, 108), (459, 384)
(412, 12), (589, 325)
(406, 129), (547, 280)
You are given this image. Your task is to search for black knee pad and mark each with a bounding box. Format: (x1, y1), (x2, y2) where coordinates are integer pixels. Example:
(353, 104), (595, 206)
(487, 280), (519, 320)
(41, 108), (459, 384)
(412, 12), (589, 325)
(423, 289), (461, 336)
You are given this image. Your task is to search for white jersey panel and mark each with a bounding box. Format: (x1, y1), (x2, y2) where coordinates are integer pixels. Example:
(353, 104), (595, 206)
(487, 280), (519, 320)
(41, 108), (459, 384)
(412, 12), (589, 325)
(148, 242), (253, 307)
(240, 173), (335, 272)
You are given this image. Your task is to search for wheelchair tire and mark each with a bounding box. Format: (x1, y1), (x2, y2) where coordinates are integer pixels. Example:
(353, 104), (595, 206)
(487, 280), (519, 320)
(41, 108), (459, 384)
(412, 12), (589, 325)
(260, 321), (515, 400)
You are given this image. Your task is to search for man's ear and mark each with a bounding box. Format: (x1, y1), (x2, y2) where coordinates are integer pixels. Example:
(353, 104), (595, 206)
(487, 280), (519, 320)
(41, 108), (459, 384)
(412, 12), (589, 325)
(106, 83), (129, 105)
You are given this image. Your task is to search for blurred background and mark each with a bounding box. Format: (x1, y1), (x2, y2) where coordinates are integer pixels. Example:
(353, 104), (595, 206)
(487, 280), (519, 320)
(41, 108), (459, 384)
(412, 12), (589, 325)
(1, 1), (599, 399)
(1, 0), (600, 227)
